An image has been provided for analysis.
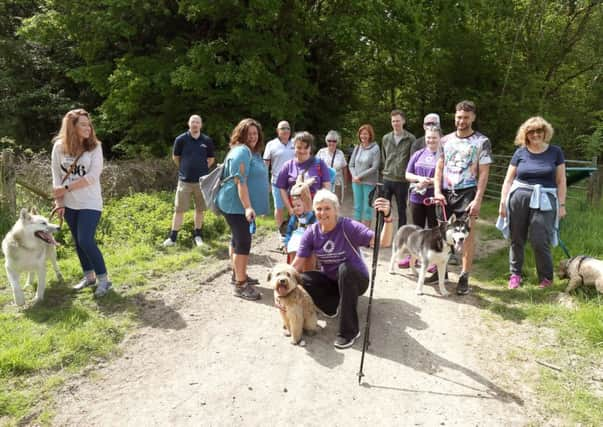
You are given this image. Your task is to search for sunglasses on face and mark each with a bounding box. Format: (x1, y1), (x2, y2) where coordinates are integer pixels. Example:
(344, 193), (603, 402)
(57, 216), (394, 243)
(527, 128), (545, 135)
(279, 127), (290, 131)
(424, 122), (437, 126)
(327, 140), (337, 143)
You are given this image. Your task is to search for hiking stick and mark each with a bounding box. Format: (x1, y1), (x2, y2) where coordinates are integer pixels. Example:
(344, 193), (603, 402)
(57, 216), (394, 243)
(358, 189), (385, 384)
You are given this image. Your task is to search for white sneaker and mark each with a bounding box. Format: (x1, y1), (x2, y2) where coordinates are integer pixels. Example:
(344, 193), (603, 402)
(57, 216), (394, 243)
(194, 236), (203, 247)
(162, 238), (176, 247)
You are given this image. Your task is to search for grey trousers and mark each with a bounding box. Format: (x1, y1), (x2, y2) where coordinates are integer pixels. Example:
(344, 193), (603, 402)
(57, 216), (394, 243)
(508, 189), (556, 281)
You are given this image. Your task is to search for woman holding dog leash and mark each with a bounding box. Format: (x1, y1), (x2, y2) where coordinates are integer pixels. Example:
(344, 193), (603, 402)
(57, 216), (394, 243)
(292, 189), (393, 349)
(51, 108), (112, 297)
(497, 116), (567, 289)
(216, 118), (269, 301)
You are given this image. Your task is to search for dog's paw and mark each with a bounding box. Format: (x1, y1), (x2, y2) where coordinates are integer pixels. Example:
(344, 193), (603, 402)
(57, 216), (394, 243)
(388, 269), (396, 275)
(292, 339), (306, 347)
(31, 296), (43, 306)
(440, 290), (450, 297)
(415, 288), (423, 295)
(282, 327), (291, 337)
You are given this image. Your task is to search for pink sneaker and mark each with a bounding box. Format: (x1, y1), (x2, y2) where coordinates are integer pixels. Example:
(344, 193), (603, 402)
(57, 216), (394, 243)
(398, 255), (411, 269)
(538, 278), (552, 289)
(427, 264), (437, 274)
(508, 274), (521, 289)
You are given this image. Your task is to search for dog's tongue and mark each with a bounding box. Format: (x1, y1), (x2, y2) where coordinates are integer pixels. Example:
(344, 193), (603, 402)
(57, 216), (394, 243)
(277, 284), (288, 296)
(454, 242), (463, 254)
(36, 231), (58, 246)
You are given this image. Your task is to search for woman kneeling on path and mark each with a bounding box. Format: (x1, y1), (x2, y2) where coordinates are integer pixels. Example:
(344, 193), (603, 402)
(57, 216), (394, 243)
(292, 189), (393, 349)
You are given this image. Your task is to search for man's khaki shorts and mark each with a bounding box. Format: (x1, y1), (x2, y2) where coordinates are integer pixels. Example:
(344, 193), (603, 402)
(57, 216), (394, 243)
(174, 181), (206, 213)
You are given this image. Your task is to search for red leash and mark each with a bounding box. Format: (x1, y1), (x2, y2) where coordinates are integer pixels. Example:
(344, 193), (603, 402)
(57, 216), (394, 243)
(423, 197), (447, 221)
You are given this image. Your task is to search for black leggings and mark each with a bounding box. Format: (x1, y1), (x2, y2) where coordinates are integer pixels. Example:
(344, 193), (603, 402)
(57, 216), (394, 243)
(410, 201), (437, 228)
(223, 213), (252, 255)
(301, 262), (369, 339)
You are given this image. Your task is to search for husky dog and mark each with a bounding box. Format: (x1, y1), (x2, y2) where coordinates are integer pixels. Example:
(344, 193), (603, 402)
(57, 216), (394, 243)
(268, 263), (318, 346)
(558, 256), (603, 294)
(2, 208), (62, 306)
(389, 214), (470, 296)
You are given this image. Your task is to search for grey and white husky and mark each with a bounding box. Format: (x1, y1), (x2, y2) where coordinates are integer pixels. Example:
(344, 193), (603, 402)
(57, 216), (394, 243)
(388, 214), (470, 296)
(2, 208), (63, 306)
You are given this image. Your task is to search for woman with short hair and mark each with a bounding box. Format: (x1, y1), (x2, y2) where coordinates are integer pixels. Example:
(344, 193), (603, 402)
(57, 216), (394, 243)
(498, 116), (567, 289)
(316, 130), (348, 196)
(276, 131), (332, 215)
(292, 189), (393, 349)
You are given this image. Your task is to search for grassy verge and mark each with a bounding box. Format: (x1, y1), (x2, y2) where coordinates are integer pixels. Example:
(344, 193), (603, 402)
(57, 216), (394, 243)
(473, 197), (603, 425)
(0, 191), (273, 425)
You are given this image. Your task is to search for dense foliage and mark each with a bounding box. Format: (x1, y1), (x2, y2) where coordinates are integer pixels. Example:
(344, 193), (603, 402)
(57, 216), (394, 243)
(1, 0), (602, 158)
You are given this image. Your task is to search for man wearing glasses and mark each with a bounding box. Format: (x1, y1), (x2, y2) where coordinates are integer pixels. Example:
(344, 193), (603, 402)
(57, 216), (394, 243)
(433, 100), (492, 295)
(263, 121), (295, 242)
(381, 109), (416, 229)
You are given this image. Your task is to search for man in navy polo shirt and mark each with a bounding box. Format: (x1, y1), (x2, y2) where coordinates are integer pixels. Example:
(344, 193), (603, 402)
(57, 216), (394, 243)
(163, 114), (215, 247)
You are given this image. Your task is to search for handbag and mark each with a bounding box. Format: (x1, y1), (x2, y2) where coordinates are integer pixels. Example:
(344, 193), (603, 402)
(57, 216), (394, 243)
(199, 161), (232, 214)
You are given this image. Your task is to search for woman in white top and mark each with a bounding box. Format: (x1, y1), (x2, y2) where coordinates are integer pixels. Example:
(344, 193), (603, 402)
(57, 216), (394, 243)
(315, 130), (347, 194)
(51, 109), (112, 297)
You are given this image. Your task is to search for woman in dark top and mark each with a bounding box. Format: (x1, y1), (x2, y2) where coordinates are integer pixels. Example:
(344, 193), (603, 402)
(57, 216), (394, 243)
(498, 117), (567, 289)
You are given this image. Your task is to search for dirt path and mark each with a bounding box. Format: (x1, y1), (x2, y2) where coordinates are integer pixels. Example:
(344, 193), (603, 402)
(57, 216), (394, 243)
(53, 191), (535, 426)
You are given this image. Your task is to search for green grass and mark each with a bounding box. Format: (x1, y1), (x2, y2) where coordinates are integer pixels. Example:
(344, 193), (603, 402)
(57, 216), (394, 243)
(473, 196), (603, 425)
(0, 191), (276, 425)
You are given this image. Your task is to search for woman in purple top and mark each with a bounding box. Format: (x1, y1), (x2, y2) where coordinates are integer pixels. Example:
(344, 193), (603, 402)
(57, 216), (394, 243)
(405, 125), (441, 229)
(292, 189), (393, 349)
(277, 132), (332, 216)
(498, 116), (567, 290)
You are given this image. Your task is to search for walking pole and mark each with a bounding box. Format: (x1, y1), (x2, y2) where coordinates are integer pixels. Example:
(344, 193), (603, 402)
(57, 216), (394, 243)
(358, 184), (385, 384)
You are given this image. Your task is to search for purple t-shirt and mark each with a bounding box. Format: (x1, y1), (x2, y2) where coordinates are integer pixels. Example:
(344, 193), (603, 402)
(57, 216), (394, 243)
(275, 157), (331, 194)
(297, 217), (373, 280)
(511, 145), (565, 187)
(406, 147), (438, 204)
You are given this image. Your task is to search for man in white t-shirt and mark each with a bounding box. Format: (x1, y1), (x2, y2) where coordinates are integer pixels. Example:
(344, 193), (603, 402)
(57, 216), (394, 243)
(263, 120), (294, 233)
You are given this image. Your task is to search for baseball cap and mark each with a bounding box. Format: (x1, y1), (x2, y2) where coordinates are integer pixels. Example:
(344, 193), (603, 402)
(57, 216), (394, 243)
(277, 121), (291, 130)
(423, 113), (440, 126)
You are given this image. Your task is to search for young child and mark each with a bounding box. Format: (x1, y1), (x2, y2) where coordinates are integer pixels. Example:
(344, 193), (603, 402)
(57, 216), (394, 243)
(284, 196), (316, 264)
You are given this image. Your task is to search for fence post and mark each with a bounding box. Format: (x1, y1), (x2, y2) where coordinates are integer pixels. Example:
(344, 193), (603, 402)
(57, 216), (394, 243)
(0, 149), (17, 220)
(587, 156), (601, 204)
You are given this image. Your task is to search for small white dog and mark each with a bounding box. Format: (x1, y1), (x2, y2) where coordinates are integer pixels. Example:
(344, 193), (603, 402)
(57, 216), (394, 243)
(2, 208), (62, 306)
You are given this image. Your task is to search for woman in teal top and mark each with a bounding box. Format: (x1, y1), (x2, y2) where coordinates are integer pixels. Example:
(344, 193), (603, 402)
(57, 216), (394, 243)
(217, 118), (269, 301)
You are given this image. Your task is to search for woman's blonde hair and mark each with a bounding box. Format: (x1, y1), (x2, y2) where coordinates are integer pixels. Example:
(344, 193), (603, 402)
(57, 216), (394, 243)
(312, 189), (340, 213)
(229, 118), (264, 153)
(53, 108), (100, 156)
(514, 116), (554, 147)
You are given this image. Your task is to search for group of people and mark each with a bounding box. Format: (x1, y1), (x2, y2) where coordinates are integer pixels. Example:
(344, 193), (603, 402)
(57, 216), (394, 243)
(49, 101), (566, 348)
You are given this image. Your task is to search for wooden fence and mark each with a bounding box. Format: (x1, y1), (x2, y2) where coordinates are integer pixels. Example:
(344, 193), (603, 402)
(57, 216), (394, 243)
(485, 154), (601, 204)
